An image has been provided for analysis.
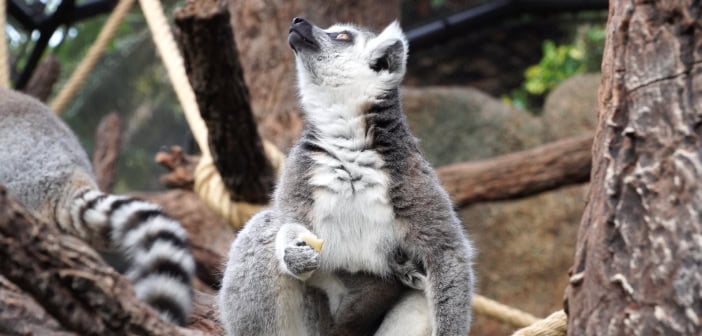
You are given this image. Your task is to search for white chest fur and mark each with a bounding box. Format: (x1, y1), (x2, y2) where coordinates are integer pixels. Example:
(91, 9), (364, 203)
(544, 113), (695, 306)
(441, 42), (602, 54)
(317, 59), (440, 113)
(308, 114), (398, 275)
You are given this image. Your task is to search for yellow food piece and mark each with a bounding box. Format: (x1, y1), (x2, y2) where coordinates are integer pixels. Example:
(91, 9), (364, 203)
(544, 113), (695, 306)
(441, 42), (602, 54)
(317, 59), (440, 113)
(298, 232), (325, 252)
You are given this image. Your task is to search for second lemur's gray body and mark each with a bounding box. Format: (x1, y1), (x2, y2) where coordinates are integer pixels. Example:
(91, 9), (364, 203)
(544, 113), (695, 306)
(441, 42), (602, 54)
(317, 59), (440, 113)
(219, 18), (474, 336)
(0, 88), (195, 325)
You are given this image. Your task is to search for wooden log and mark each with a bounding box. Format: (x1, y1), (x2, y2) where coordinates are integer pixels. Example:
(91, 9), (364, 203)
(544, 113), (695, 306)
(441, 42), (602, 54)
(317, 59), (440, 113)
(173, 0), (275, 204)
(0, 275), (76, 335)
(92, 112), (121, 193)
(22, 54), (61, 102)
(566, 1), (702, 334)
(437, 134), (592, 207)
(0, 185), (196, 335)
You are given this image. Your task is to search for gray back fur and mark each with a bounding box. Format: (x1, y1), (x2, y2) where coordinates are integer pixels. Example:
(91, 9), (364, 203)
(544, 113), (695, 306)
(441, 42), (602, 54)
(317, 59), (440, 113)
(0, 88), (95, 215)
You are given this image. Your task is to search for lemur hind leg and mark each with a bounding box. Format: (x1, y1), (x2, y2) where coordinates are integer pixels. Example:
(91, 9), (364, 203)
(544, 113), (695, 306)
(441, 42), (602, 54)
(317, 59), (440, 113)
(374, 290), (431, 336)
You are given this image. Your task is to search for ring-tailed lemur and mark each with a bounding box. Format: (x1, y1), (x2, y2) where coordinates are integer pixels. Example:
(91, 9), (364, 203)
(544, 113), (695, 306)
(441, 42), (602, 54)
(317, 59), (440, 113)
(0, 88), (195, 325)
(218, 18), (475, 336)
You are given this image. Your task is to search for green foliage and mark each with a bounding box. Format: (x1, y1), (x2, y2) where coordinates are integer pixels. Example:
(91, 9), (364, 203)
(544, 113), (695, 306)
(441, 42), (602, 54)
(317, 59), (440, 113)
(504, 24), (605, 113)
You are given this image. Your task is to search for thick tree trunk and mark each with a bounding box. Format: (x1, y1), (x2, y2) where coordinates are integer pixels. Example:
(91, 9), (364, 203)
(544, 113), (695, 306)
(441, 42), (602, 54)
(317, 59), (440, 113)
(566, 1), (702, 335)
(174, 0), (275, 204)
(438, 134), (592, 207)
(226, 0), (400, 150)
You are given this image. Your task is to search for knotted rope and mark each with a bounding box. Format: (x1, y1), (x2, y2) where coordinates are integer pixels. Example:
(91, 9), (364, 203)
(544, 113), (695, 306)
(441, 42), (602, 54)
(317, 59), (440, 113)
(511, 310), (567, 336)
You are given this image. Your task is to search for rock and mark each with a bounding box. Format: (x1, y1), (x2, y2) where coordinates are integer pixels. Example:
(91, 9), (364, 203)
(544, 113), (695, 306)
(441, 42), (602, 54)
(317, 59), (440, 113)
(402, 87), (544, 166)
(541, 73), (601, 141)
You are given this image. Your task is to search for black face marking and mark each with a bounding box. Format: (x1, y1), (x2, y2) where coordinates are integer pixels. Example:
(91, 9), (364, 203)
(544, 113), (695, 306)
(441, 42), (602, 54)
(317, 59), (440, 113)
(370, 55), (390, 72)
(289, 18), (320, 52)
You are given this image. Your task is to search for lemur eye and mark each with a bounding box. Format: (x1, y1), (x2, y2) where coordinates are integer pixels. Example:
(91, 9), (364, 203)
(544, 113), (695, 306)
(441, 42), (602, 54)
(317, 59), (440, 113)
(335, 33), (350, 40)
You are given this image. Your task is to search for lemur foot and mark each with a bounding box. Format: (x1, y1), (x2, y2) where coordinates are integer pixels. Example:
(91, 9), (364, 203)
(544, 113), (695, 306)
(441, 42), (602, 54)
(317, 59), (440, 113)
(391, 250), (427, 290)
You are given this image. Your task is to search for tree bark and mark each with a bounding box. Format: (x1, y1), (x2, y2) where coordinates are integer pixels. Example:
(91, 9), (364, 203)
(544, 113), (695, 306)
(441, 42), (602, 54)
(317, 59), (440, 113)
(0, 186), (194, 335)
(566, 1), (702, 335)
(0, 275), (77, 336)
(22, 54), (61, 102)
(92, 112), (121, 193)
(438, 134), (592, 207)
(174, 0), (276, 204)
(226, 0), (400, 151)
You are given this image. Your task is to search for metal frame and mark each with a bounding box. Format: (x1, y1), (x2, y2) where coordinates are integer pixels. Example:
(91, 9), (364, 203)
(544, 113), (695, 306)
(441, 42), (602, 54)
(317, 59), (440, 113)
(406, 0), (608, 50)
(7, 0), (117, 89)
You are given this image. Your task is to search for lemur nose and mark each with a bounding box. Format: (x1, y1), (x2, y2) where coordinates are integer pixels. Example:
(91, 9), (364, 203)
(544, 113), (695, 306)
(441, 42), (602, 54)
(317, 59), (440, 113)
(292, 17), (306, 25)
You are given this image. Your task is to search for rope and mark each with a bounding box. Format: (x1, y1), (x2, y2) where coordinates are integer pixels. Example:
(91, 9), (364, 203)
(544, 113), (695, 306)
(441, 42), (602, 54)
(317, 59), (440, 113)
(0, 0), (9, 87)
(472, 294), (539, 328)
(138, 0), (285, 229)
(50, 0), (135, 114)
(511, 310), (567, 336)
(137, 0), (209, 157)
(194, 141), (285, 229)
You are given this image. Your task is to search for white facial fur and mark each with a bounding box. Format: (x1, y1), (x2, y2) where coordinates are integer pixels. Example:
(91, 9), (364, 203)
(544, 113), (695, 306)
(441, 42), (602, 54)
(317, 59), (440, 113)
(294, 21), (408, 122)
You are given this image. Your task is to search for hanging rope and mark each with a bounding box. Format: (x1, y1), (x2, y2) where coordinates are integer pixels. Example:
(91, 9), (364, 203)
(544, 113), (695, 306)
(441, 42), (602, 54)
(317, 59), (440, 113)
(0, 0), (9, 87)
(50, 0), (136, 114)
(136, 0), (208, 156)
(137, 0), (285, 229)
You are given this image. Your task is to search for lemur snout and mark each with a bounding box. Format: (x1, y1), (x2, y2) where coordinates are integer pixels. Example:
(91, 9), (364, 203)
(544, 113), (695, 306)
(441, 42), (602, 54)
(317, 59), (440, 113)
(288, 17), (319, 52)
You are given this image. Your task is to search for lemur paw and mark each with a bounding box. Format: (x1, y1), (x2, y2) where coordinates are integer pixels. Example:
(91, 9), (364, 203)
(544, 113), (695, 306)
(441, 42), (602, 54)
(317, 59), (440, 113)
(283, 242), (320, 279)
(276, 223), (321, 280)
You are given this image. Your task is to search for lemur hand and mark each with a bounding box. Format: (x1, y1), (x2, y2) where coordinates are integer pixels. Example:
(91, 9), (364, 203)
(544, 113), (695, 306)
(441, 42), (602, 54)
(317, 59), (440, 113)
(284, 243), (320, 278)
(276, 223), (322, 280)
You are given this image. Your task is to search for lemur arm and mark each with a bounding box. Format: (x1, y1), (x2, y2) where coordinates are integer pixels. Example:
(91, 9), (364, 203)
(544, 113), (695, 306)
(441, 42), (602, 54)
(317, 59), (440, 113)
(422, 237), (474, 336)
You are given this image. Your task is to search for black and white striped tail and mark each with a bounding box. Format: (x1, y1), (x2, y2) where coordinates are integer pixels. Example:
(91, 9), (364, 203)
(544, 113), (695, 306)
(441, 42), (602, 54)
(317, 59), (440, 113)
(64, 188), (195, 325)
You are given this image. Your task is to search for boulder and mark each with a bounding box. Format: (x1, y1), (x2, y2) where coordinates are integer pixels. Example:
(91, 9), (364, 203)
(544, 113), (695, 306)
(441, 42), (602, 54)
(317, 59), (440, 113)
(541, 73), (601, 141)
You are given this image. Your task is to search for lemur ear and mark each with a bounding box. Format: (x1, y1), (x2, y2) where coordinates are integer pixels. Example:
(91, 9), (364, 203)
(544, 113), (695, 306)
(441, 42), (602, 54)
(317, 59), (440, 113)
(368, 21), (408, 73)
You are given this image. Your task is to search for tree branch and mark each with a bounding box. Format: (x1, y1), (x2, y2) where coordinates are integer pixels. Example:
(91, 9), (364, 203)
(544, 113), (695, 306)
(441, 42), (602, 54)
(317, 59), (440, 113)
(437, 134), (592, 207)
(173, 0), (275, 204)
(22, 54), (61, 102)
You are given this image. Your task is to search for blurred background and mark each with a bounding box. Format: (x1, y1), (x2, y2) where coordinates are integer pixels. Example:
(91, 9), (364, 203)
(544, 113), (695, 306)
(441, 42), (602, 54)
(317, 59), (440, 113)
(5, 0), (608, 334)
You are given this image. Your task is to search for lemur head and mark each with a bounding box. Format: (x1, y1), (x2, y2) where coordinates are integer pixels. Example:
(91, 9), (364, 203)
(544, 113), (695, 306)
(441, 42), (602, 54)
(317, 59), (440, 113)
(288, 17), (408, 108)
